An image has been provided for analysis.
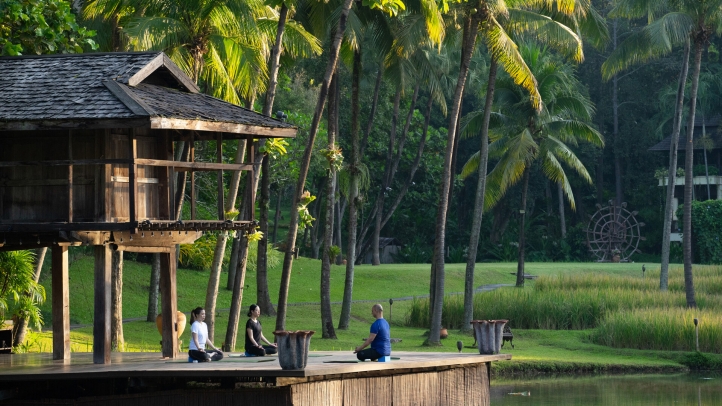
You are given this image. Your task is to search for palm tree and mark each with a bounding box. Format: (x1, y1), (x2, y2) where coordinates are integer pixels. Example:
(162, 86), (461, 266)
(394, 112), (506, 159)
(428, 0), (597, 345)
(603, 0), (722, 306)
(461, 44), (604, 288)
(1, 250), (45, 347)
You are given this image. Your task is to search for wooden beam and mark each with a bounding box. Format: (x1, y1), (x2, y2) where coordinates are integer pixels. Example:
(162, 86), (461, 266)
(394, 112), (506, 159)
(68, 131), (73, 223)
(160, 246), (178, 358)
(0, 118), (150, 132)
(149, 117), (296, 138)
(112, 230), (202, 246)
(113, 245), (173, 254)
(128, 132), (138, 231)
(0, 222), (138, 232)
(133, 158), (253, 172)
(127, 53), (200, 94)
(0, 178), (94, 187)
(217, 133), (224, 220)
(0, 159), (131, 168)
(52, 245), (70, 361)
(111, 176), (158, 184)
(103, 81), (153, 116)
(93, 245), (112, 364)
(190, 138), (196, 220)
(157, 130), (172, 221)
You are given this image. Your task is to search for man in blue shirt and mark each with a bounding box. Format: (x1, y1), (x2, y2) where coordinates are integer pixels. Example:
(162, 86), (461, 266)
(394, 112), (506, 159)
(354, 304), (390, 361)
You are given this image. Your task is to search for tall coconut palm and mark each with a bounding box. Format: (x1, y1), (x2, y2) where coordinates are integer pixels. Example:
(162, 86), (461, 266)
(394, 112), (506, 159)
(461, 44), (603, 289)
(428, 0), (599, 344)
(603, 0), (722, 306)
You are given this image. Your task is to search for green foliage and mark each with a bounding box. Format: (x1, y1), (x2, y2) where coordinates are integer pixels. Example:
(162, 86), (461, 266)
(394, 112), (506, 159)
(0, 0), (97, 55)
(259, 138), (289, 159)
(179, 233), (225, 271)
(319, 144), (344, 172)
(694, 164), (718, 176)
(297, 191), (316, 230)
(654, 167), (685, 178)
(0, 250), (45, 330)
(677, 200), (722, 264)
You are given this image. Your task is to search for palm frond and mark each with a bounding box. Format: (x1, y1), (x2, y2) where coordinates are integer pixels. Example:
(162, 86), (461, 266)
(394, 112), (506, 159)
(505, 9), (584, 62)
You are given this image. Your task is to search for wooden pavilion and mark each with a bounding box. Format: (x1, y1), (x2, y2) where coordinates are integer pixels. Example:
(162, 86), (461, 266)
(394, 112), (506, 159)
(0, 52), (296, 364)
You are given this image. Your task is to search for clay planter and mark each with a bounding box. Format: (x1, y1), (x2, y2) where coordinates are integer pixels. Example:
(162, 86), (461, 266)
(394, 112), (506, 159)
(155, 312), (187, 337)
(440, 328), (449, 339)
(273, 330), (315, 370)
(470, 320), (508, 355)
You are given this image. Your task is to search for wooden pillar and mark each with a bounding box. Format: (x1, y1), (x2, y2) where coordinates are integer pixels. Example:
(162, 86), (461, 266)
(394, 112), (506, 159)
(246, 136), (255, 222)
(217, 133), (224, 220)
(190, 137), (196, 220)
(128, 131), (137, 229)
(160, 245), (178, 358)
(93, 244), (112, 364)
(52, 245), (70, 360)
(67, 131), (74, 223)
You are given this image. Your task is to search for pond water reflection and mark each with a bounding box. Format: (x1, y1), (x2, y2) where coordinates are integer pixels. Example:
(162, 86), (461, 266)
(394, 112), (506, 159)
(491, 374), (722, 405)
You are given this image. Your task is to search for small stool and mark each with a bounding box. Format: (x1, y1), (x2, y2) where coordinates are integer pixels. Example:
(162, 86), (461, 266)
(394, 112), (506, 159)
(377, 355), (391, 362)
(188, 356), (198, 363)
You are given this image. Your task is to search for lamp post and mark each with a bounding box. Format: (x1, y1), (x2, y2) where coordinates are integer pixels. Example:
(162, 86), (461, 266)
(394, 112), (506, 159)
(694, 318), (699, 352)
(389, 298), (393, 324)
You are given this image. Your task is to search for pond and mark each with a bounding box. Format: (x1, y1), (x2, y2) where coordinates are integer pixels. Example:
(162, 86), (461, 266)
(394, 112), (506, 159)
(491, 373), (722, 405)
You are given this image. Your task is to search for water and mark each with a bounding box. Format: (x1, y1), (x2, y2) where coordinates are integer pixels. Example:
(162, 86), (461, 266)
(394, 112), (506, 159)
(491, 374), (722, 405)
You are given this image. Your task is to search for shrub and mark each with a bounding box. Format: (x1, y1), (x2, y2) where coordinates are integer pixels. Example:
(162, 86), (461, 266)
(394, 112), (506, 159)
(677, 200), (722, 264)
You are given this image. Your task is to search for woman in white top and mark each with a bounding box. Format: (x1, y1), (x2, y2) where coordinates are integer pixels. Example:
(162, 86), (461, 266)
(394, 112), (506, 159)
(188, 307), (223, 362)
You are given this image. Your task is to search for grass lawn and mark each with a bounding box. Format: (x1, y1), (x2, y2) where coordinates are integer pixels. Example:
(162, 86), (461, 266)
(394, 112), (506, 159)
(25, 255), (712, 375)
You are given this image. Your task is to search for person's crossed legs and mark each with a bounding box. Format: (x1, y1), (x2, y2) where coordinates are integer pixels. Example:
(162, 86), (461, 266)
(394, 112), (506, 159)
(356, 348), (382, 361)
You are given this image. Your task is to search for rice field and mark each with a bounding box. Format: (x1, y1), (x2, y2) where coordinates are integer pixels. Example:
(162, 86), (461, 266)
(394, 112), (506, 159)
(406, 265), (722, 353)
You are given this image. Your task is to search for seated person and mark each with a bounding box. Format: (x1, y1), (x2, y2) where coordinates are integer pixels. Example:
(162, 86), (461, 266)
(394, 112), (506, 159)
(188, 307), (223, 362)
(245, 304), (278, 356)
(354, 304), (390, 361)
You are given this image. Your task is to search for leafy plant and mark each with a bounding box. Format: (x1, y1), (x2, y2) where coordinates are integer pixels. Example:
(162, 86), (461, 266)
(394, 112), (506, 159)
(0, 250), (45, 331)
(677, 200), (722, 264)
(297, 190), (316, 230)
(327, 245), (341, 260)
(319, 144), (344, 172)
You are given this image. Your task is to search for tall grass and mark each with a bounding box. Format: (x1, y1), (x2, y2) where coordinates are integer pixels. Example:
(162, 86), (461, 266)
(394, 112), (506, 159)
(592, 308), (722, 353)
(405, 265), (722, 353)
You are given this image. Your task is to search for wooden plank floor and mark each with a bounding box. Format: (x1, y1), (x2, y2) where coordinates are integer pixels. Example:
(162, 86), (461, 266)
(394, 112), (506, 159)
(0, 352), (511, 381)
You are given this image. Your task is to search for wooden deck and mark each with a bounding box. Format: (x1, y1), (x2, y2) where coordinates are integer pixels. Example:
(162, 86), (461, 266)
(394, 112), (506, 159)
(0, 351), (509, 381)
(0, 352), (510, 405)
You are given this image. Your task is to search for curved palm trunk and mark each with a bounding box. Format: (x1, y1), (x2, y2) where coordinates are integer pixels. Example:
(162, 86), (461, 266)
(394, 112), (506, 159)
(661, 39), (690, 291)
(558, 182), (566, 238)
(360, 65), (384, 158)
(516, 168), (531, 288)
(256, 155), (276, 315)
(272, 187), (283, 243)
(683, 39), (703, 308)
(463, 59), (497, 331)
(339, 50), (362, 330)
(429, 14), (479, 345)
(253, 4), (289, 317)
(12, 247), (46, 346)
(320, 73), (339, 339)
(275, 0), (355, 332)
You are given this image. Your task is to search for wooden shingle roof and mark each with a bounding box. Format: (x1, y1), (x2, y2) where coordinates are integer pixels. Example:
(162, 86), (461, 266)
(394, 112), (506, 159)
(648, 115), (721, 151)
(0, 52), (295, 137)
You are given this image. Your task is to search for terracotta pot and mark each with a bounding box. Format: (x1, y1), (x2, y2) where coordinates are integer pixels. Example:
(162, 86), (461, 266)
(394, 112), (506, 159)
(273, 330), (315, 370)
(440, 328), (449, 339)
(155, 312), (187, 338)
(470, 320), (508, 354)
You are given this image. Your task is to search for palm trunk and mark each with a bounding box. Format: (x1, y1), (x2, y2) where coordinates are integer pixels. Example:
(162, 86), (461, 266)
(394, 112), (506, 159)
(612, 19), (623, 207)
(272, 187), (283, 243)
(558, 182), (566, 238)
(683, 38), (703, 308)
(702, 116), (711, 199)
(463, 59), (497, 332)
(372, 88), (402, 265)
(321, 73), (339, 339)
(661, 38), (690, 291)
(516, 168), (531, 287)
(12, 248), (46, 346)
(256, 155), (276, 315)
(275, 0), (355, 332)
(111, 250), (124, 351)
(360, 65), (384, 158)
(429, 14), (479, 345)
(147, 253), (160, 322)
(339, 49), (362, 330)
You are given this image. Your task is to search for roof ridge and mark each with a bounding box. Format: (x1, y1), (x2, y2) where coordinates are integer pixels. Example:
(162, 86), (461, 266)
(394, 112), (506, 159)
(0, 51), (162, 60)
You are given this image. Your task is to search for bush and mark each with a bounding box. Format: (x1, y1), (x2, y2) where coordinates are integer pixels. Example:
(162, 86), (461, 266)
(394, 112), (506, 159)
(677, 200), (722, 264)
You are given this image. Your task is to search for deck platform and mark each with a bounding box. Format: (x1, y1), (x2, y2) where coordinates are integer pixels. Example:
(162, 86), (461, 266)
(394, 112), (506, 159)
(0, 351), (510, 405)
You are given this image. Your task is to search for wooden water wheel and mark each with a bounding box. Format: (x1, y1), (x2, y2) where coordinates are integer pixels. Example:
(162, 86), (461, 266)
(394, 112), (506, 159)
(587, 201), (645, 262)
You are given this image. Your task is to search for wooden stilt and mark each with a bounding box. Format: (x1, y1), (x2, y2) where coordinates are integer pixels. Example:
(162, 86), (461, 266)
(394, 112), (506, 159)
(160, 246), (178, 358)
(93, 244), (112, 364)
(52, 245), (70, 360)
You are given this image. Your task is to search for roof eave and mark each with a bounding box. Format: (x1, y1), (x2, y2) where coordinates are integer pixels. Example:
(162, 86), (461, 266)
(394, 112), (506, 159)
(149, 117), (297, 138)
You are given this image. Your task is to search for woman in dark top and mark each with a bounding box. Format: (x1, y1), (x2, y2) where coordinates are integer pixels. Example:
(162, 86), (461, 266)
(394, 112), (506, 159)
(245, 304), (277, 356)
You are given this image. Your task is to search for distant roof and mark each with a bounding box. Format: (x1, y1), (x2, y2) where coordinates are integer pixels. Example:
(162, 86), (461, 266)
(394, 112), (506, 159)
(648, 115), (721, 152)
(0, 52), (295, 137)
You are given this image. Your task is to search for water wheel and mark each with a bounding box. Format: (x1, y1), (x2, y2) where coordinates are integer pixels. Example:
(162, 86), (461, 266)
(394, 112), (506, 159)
(586, 201), (645, 262)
